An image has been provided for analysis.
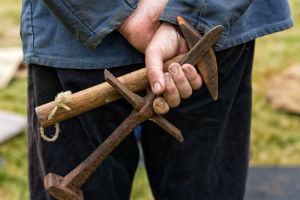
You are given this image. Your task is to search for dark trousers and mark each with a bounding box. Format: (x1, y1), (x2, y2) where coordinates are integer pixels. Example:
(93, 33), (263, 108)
(28, 41), (255, 200)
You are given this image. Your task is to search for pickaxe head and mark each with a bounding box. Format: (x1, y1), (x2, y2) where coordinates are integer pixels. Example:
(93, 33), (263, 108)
(177, 16), (221, 101)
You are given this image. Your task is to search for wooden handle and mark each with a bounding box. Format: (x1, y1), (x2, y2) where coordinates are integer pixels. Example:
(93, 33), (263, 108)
(35, 54), (185, 128)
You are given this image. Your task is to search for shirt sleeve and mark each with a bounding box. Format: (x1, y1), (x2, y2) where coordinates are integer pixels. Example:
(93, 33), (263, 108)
(159, 0), (253, 48)
(42, 0), (138, 50)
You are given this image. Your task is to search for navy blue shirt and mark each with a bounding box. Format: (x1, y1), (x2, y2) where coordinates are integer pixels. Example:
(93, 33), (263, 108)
(21, 0), (293, 69)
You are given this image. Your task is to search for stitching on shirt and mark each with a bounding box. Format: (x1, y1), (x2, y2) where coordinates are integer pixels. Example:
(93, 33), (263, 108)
(60, 0), (96, 34)
(86, 2), (136, 49)
(93, 3), (130, 35)
(27, 54), (144, 64)
(198, 0), (207, 36)
(28, 0), (36, 54)
(225, 19), (293, 44)
(124, 0), (138, 9)
(214, 19), (293, 51)
(24, 55), (145, 69)
(200, 0), (206, 17)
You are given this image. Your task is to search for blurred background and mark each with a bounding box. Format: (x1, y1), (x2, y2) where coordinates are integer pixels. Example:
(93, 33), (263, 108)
(0, 0), (299, 199)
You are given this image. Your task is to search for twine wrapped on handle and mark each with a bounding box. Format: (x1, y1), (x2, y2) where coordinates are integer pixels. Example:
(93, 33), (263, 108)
(40, 91), (72, 142)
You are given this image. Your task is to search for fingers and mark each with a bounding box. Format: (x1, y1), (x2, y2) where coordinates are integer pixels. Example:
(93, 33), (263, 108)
(168, 63), (192, 99)
(163, 73), (181, 107)
(145, 22), (201, 109)
(163, 63), (202, 108)
(145, 22), (189, 95)
(153, 97), (170, 115)
(181, 64), (202, 90)
(146, 47), (165, 94)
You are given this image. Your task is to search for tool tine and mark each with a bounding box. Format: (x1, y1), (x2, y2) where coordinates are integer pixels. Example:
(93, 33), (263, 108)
(197, 50), (218, 100)
(177, 16), (219, 101)
(177, 16), (201, 49)
(150, 115), (184, 143)
(104, 69), (144, 110)
(179, 25), (223, 67)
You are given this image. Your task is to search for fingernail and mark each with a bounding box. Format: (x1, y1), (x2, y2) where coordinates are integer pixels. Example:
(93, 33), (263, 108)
(182, 66), (190, 74)
(170, 64), (178, 75)
(165, 74), (170, 83)
(158, 101), (164, 108)
(153, 82), (161, 93)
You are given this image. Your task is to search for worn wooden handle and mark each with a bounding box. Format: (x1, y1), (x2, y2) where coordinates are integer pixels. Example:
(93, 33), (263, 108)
(35, 54), (185, 128)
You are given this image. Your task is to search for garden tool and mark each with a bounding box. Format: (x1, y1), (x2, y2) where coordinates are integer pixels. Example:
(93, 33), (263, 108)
(35, 17), (222, 129)
(39, 17), (224, 200)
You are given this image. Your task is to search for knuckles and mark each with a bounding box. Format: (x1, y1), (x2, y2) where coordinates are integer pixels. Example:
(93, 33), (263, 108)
(147, 69), (162, 83)
(165, 82), (177, 93)
(180, 90), (192, 99)
(187, 73), (199, 82)
(164, 96), (180, 108)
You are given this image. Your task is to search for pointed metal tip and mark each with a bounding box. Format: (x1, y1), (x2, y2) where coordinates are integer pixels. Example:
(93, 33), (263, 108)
(172, 130), (184, 143)
(104, 69), (111, 81)
(178, 134), (184, 143)
(150, 115), (184, 143)
(177, 16), (185, 24)
(212, 95), (218, 101)
(207, 86), (218, 102)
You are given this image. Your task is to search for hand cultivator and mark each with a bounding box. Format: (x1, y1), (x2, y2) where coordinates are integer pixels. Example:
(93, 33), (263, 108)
(35, 17), (224, 200)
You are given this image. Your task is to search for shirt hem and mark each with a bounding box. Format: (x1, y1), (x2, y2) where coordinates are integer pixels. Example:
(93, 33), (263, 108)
(214, 18), (294, 51)
(23, 55), (145, 69)
(160, 13), (293, 52)
(23, 18), (293, 69)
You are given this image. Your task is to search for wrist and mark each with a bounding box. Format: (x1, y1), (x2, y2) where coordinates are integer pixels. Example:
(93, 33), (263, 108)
(117, 0), (168, 39)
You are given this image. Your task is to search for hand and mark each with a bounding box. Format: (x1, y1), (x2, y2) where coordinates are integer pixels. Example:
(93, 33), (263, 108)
(117, 0), (168, 53)
(146, 22), (202, 109)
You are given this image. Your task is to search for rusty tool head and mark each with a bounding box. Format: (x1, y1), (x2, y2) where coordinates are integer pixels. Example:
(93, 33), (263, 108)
(44, 173), (84, 200)
(104, 69), (184, 143)
(35, 18), (223, 129)
(43, 20), (223, 200)
(44, 70), (183, 200)
(177, 16), (222, 101)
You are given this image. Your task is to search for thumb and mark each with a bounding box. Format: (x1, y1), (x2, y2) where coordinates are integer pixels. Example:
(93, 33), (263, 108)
(145, 46), (165, 94)
(145, 22), (188, 95)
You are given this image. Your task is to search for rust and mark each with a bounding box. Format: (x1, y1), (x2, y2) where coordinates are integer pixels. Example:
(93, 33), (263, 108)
(36, 18), (223, 128)
(43, 17), (224, 200)
(44, 70), (183, 200)
(178, 16), (220, 101)
(179, 25), (223, 67)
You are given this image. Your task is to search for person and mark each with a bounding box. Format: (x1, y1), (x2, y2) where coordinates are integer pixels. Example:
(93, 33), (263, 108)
(21, 0), (293, 199)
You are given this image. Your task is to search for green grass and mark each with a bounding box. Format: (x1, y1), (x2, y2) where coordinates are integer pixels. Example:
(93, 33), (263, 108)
(0, 0), (22, 47)
(0, 134), (28, 200)
(0, 0), (299, 199)
(130, 167), (153, 200)
(0, 78), (28, 200)
(250, 0), (300, 165)
(0, 78), (27, 113)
